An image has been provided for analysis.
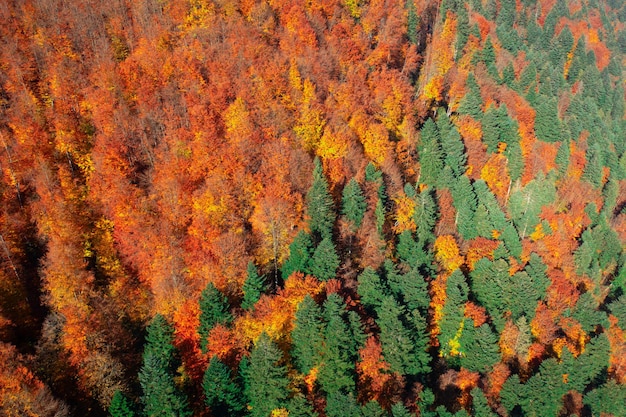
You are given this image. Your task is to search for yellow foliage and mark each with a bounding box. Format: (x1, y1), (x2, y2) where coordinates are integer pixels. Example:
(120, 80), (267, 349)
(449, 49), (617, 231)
(343, 0), (362, 19)
(361, 123), (389, 166)
(434, 235), (464, 272)
(316, 128), (348, 160)
(288, 58), (302, 90)
(294, 80), (326, 151)
(271, 409), (290, 417)
(422, 75), (444, 102)
(381, 87), (404, 136)
(529, 223), (545, 242)
(447, 319), (465, 357)
(393, 195), (417, 234)
(224, 97), (253, 144)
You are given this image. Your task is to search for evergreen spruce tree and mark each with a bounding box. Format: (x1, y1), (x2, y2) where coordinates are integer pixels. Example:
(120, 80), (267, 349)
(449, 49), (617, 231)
(361, 400), (387, 417)
(139, 315), (191, 417)
(470, 388), (496, 417)
(109, 391), (136, 417)
(318, 294), (359, 395)
(287, 394), (317, 417)
(244, 333), (290, 417)
(241, 262), (266, 310)
(584, 380), (626, 416)
(199, 283), (232, 353)
(325, 392), (362, 417)
(342, 178), (367, 229)
(202, 356), (244, 416)
(535, 98), (562, 142)
(417, 119), (443, 189)
(385, 260), (430, 315)
(407, 0), (419, 45)
(438, 112), (467, 177)
(391, 403), (412, 417)
(376, 295), (429, 376)
(282, 231), (313, 278)
(457, 74), (483, 119)
(458, 322), (500, 372)
(438, 270), (469, 357)
(307, 158), (335, 240)
(357, 267), (388, 313)
(309, 237), (340, 281)
(291, 295), (325, 374)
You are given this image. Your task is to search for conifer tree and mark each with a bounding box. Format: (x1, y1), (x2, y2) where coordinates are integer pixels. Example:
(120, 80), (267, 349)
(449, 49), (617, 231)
(139, 315), (191, 417)
(357, 267), (388, 313)
(307, 158), (335, 240)
(109, 391), (136, 417)
(385, 260), (430, 314)
(391, 403), (412, 417)
(199, 283), (232, 353)
(202, 356), (244, 416)
(241, 262), (266, 310)
(282, 231), (313, 278)
(457, 75), (483, 119)
(244, 333), (290, 417)
(418, 119), (443, 188)
(470, 388), (496, 417)
(318, 294), (360, 395)
(438, 270), (469, 357)
(342, 178), (367, 229)
(291, 295), (325, 374)
(309, 237), (340, 281)
(376, 295), (430, 376)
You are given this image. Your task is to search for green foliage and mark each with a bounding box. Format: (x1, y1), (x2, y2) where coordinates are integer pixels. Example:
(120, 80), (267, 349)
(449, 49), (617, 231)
(109, 391), (136, 417)
(202, 356), (244, 416)
(244, 333), (290, 417)
(458, 322), (500, 373)
(199, 283), (232, 353)
(584, 380), (626, 416)
(407, 0), (419, 45)
(307, 158), (335, 240)
(418, 119), (443, 189)
(241, 262), (266, 310)
(385, 261), (430, 314)
(438, 111), (467, 177)
(570, 292), (608, 332)
(509, 173), (556, 239)
(457, 75), (483, 119)
(282, 231), (313, 278)
(438, 270), (469, 357)
(376, 295), (430, 376)
(535, 98), (562, 143)
(342, 178), (367, 229)
(470, 388), (496, 417)
(450, 173), (478, 240)
(292, 295), (325, 374)
(326, 392), (362, 417)
(391, 403), (412, 417)
(139, 315), (191, 417)
(287, 394), (317, 417)
(309, 237), (340, 281)
(357, 267), (388, 313)
(318, 293), (363, 395)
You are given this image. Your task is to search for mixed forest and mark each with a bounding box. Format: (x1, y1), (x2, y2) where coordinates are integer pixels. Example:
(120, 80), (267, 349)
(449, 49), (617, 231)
(1, 0), (626, 415)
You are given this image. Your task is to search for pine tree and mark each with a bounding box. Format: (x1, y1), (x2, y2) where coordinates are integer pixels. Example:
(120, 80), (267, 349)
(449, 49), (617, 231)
(109, 391), (136, 417)
(309, 237), (340, 281)
(307, 158), (335, 240)
(282, 231), (313, 278)
(291, 295), (325, 374)
(244, 333), (290, 417)
(199, 283), (232, 353)
(139, 315), (191, 417)
(202, 356), (244, 416)
(342, 178), (367, 229)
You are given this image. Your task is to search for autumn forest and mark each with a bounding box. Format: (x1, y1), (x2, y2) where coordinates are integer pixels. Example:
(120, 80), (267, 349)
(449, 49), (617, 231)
(0, 0), (625, 415)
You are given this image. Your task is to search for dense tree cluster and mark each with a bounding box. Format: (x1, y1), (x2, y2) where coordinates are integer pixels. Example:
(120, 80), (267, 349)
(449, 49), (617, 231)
(0, 0), (625, 416)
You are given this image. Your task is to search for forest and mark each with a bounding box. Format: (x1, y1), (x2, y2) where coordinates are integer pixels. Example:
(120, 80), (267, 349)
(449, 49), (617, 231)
(0, 0), (625, 415)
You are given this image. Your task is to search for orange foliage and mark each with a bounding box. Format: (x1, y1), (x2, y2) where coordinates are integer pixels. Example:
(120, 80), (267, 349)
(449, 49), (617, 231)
(206, 324), (239, 366)
(435, 189), (458, 236)
(430, 272), (449, 339)
(464, 302), (488, 327)
(481, 153), (510, 204)
(174, 300), (206, 381)
(500, 320), (521, 361)
(434, 235), (464, 273)
(538, 0), (558, 26)
(393, 194), (417, 234)
(456, 115), (487, 180)
(466, 238), (500, 270)
(486, 362), (510, 402)
(455, 368), (480, 408)
(357, 336), (392, 402)
(234, 273), (324, 345)
(530, 302), (559, 346)
(607, 315), (626, 383)
(471, 12), (494, 41)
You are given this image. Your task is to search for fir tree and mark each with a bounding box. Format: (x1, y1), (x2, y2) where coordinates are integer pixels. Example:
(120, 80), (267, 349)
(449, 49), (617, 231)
(309, 237), (340, 281)
(418, 119), (443, 189)
(241, 262), (266, 310)
(342, 178), (367, 229)
(202, 356), (244, 416)
(291, 295), (325, 374)
(198, 283), (232, 353)
(139, 315), (191, 417)
(244, 333), (290, 417)
(470, 388), (496, 417)
(307, 158), (335, 240)
(282, 231), (313, 278)
(357, 267), (388, 313)
(457, 75), (483, 119)
(109, 391), (136, 417)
